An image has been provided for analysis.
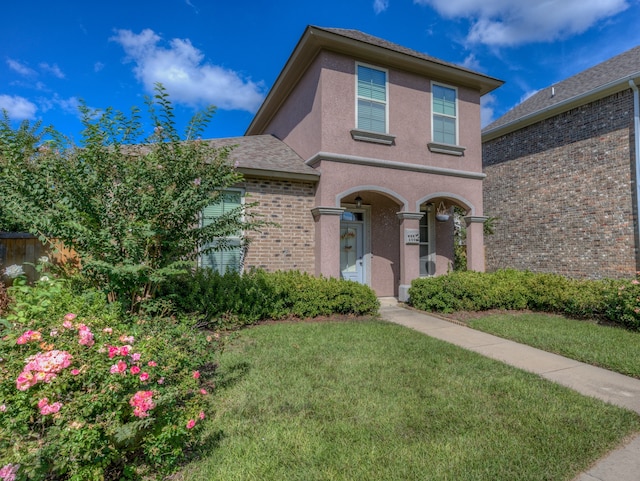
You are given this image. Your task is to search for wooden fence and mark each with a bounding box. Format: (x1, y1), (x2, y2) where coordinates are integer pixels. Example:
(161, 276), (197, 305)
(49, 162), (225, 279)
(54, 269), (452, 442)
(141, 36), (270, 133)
(0, 233), (76, 284)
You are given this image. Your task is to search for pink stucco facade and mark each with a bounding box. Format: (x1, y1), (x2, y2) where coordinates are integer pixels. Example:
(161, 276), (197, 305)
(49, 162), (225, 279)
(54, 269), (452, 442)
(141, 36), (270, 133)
(246, 26), (502, 300)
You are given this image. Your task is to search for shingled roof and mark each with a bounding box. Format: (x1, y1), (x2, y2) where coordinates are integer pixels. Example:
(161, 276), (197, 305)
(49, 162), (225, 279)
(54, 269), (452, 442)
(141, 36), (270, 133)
(208, 134), (319, 181)
(483, 45), (640, 139)
(315, 27), (484, 80)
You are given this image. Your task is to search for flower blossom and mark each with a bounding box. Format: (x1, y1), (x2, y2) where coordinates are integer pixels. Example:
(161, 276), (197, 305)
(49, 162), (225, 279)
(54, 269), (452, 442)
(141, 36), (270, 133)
(130, 390), (155, 418)
(186, 419), (196, 429)
(3, 264), (24, 279)
(109, 361), (128, 374)
(193, 371), (200, 379)
(0, 463), (19, 481)
(38, 398), (63, 415)
(139, 372), (149, 382)
(147, 361), (157, 367)
(77, 324), (95, 347)
(16, 330), (42, 345)
(63, 313), (77, 322)
(16, 350), (72, 391)
(130, 366), (141, 375)
(119, 335), (135, 344)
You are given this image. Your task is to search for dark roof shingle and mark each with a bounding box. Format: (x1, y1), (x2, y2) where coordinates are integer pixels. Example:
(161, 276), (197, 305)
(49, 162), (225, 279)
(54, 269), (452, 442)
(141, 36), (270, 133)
(208, 134), (319, 179)
(484, 45), (640, 133)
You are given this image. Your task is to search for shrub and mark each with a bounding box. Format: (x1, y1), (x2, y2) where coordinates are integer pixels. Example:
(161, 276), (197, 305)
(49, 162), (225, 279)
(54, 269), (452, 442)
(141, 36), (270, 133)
(408, 270), (640, 331)
(0, 277), (220, 480)
(603, 277), (640, 330)
(162, 269), (379, 328)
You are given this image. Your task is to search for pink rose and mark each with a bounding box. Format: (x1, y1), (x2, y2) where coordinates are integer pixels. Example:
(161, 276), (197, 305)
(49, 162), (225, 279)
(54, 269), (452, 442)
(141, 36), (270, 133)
(192, 371), (200, 379)
(200, 389), (208, 395)
(139, 372), (149, 382)
(131, 352), (141, 362)
(186, 419), (196, 429)
(71, 369), (80, 376)
(147, 361), (157, 367)
(103, 327), (113, 334)
(199, 411), (205, 420)
(130, 366), (141, 375)
(64, 313), (77, 322)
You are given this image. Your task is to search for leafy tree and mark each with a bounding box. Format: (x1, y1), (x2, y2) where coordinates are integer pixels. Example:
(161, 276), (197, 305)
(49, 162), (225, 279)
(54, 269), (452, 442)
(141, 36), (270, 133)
(0, 85), (259, 311)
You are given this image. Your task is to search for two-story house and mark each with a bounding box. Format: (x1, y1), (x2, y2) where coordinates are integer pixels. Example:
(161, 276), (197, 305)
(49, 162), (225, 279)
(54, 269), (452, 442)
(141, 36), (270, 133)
(203, 26), (503, 301)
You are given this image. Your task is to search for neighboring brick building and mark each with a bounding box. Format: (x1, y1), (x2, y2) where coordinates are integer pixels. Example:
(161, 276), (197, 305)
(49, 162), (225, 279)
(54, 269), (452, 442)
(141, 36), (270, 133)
(482, 47), (640, 279)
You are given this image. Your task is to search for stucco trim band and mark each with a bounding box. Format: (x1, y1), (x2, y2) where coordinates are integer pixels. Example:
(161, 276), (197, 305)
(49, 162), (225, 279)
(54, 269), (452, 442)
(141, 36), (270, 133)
(306, 151), (486, 180)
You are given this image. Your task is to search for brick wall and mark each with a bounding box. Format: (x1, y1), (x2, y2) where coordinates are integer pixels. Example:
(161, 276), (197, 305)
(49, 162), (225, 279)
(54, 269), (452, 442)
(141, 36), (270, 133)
(483, 90), (638, 279)
(239, 177), (316, 273)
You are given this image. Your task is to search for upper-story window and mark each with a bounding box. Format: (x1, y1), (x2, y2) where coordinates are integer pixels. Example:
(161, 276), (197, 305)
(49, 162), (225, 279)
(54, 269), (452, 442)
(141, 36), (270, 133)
(432, 83), (457, 145)
(356, 64), (387, 133)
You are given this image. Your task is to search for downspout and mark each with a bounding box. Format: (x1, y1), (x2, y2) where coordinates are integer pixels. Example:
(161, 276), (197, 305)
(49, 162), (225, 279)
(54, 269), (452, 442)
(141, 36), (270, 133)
(629, 79), (640, 270)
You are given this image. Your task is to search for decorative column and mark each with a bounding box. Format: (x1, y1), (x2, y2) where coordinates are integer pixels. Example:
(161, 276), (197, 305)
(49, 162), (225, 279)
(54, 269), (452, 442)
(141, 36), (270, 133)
(464, 215), (488, 272)
(311, 207), (345, 279)
(396, 211), (423, 302)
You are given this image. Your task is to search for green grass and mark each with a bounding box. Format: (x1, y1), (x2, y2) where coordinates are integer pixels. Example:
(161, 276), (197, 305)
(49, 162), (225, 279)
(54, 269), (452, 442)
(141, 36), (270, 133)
(176, 319), (640, 481)
(467, 312), (640, 378)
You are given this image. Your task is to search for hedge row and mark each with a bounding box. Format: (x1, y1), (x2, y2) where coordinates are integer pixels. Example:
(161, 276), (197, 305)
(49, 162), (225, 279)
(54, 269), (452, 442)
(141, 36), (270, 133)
(161, 269), (380, 329)
(408, 270), (640, 330)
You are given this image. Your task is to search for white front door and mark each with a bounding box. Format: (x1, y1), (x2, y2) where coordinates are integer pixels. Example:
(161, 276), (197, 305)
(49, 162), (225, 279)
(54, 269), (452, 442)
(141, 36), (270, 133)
(340, 222), (364, 284)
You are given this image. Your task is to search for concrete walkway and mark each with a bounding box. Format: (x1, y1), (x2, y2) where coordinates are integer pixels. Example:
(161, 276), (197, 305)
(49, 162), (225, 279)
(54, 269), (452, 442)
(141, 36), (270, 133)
(378, 300), (640, 481)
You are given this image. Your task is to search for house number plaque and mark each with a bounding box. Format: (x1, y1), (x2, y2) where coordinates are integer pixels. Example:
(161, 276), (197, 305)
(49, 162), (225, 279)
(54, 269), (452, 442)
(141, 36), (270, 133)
(404, 229), (419, 245)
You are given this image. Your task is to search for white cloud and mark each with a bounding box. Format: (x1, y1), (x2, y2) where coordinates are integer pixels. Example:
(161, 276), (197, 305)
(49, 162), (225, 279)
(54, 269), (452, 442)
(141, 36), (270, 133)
(7, 58), (36, 76)
(0, 95), (37, 120)
(480, 93), (496, 127)
(110, 28), (265, 112)
(374, 0), (389, 14)
(94, 61), (105, 72)
(414, 0), (629, 46)
(460, 53), (481, 71)
(39, 62), (65, 79)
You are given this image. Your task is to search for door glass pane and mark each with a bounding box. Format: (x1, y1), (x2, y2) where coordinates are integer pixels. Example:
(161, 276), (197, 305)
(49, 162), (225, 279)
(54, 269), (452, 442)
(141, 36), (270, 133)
(340, 226), (358, 272)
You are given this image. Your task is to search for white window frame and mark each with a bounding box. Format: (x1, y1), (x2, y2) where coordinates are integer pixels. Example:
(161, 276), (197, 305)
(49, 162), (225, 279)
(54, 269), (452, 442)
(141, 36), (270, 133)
(199, 188), (245, 274)
(431, 82), (459, 146)
(419, 205), (436, 277)
(355, 62), (389, 134)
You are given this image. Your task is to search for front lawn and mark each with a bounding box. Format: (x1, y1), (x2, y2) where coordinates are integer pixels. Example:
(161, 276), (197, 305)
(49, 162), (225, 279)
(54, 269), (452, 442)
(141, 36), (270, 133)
(176, 319), (640, 481)
(466, 312), (640, 378)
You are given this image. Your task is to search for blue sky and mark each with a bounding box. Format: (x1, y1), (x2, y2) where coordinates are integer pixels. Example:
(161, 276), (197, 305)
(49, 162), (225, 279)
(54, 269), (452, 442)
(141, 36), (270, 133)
(2, 0), (640, 141)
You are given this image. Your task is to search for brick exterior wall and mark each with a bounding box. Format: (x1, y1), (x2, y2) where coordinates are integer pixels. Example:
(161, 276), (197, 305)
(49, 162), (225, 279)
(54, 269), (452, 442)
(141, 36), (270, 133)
(483, 90), (638, 279)
(239, 177), (316, 273)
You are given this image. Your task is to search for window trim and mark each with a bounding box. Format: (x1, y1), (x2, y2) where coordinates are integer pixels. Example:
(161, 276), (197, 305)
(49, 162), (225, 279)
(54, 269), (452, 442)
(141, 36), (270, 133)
(431, 81), (459, 147)
(355, 62), (389, 135)
(199, 188), (245, 274)
(419, 204), (436, 277)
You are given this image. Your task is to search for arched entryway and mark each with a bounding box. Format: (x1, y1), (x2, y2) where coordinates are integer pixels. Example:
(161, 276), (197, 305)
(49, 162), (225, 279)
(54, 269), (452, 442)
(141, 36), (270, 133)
(340, 190), (403, 297)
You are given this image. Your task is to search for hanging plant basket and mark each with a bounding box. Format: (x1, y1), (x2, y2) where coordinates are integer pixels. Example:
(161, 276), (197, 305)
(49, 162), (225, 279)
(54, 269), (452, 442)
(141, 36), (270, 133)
(436, 201), (450, 222)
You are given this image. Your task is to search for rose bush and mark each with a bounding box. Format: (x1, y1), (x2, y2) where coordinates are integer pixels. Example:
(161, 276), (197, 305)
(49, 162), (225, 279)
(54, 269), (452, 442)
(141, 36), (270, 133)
(0, 278), (221, 480)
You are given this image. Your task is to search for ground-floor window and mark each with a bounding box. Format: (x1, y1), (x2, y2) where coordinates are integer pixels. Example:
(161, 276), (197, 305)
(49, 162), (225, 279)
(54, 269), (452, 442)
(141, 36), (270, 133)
(200, 190), (243, 274)
(419, 204), (435, 276)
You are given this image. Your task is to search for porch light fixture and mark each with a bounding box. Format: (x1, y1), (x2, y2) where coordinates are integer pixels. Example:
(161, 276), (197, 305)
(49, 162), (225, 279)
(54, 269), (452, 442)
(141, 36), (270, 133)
(436, 201), (450, 222)
(355, 196), (362, 208)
